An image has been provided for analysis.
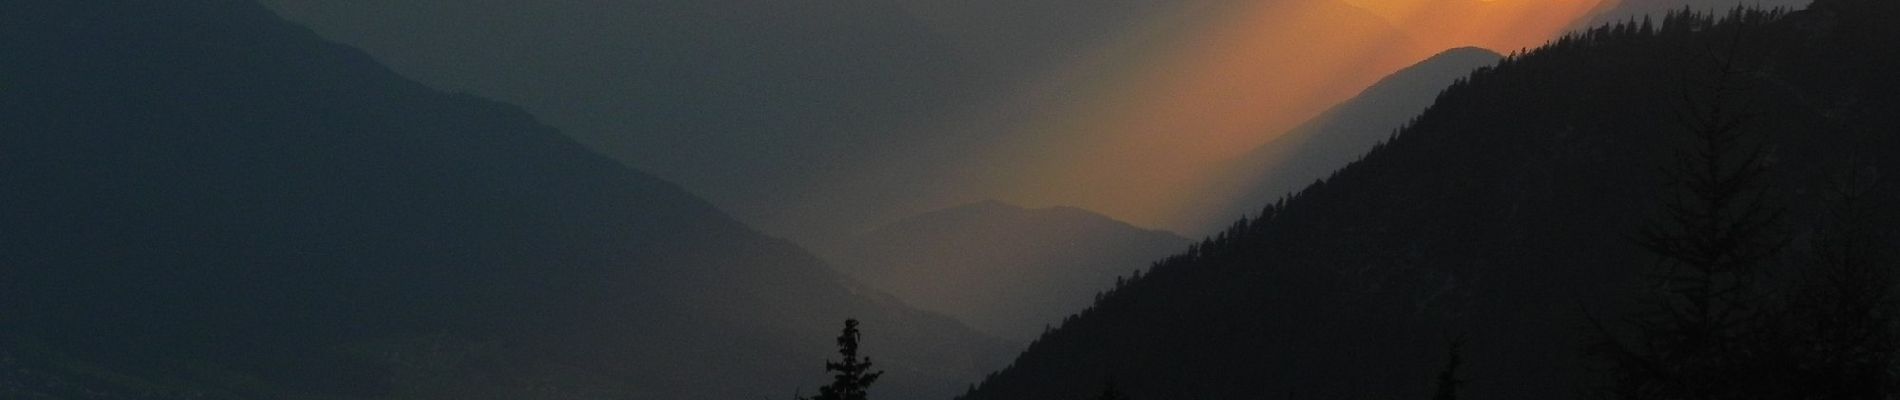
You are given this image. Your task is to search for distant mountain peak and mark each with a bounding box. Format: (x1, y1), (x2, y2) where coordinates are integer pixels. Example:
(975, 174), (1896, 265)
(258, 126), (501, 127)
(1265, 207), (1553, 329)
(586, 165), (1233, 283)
(958, 198), (1027, 212)
(1439, 46), (1503, 57)
(892, 200), (1184, 239)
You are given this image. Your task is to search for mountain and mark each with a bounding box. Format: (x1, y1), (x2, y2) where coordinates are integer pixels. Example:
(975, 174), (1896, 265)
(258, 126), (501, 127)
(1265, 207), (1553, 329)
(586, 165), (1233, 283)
(1188, 47), (1502, 231)
(252, 0), (977, 236)
(255, 0), (1421, 245)
(832, 201), (1191, 344)
(958, 2), (1899, 399)
(0, 1), (1008, 399)
(250, 0), (1163, 241)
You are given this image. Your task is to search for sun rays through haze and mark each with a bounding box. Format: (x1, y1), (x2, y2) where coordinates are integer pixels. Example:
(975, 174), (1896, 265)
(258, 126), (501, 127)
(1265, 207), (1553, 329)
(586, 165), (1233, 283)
(973, 0), (1604, 233)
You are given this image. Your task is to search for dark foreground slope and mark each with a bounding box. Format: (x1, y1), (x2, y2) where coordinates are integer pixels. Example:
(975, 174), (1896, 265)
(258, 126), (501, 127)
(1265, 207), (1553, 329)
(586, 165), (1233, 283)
(960, 2), (1900, 399)
(834, 201), (1190, 344)
(1190, 47), (1501, 232)
(0, 2), (1007, 399)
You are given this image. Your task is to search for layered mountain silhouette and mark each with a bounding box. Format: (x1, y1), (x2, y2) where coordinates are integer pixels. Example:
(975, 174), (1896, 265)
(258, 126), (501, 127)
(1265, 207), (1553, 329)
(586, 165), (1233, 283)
(255, 0), (1420, 245)
(251, 0), (1167, 242)
(1189, 47), (1502, 232)
(831, 201), (1190, 344)
(0, 1), (1007, 399)
(255, 0), (977, 241)
(959, 1), (1899, 399)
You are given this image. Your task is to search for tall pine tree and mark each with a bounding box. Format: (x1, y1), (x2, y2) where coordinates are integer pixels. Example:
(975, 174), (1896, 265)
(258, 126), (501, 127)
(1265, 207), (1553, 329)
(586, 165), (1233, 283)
(1592, 23), (1789, 400)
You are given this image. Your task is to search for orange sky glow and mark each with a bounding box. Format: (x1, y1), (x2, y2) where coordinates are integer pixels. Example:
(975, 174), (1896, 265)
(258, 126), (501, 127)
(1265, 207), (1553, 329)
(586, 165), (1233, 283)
(979, 0), (1605, 234)
(1346, 0), (1606, 52)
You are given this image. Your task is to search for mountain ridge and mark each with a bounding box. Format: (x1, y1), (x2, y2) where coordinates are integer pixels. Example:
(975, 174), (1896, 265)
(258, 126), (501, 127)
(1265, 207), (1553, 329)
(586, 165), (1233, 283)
(1187, 46), (1502, 232)
(0, 1), (1008, 398)
(957, 2), (1898, 399)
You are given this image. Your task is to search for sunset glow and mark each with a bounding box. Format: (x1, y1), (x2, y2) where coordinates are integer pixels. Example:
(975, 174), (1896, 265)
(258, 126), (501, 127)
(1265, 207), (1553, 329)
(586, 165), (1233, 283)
(979, 0), (1605, 233)
(18, 2), (1889, 399)
(1346, 0), (1607, 52)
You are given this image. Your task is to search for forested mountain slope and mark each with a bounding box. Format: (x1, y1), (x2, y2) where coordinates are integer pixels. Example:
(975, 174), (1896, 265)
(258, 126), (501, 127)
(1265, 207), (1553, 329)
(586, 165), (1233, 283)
(0, 1), (1007, 399)
(1189, 47), (1501, 231)
(1582, 0), (1812, 28)
(959, 1), (1900, 399)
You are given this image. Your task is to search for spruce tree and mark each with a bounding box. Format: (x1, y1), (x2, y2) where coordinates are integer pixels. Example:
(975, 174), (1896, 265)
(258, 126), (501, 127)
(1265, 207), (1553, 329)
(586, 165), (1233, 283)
(803, 319), (883, 400)
(1592, 29), (1787, 400)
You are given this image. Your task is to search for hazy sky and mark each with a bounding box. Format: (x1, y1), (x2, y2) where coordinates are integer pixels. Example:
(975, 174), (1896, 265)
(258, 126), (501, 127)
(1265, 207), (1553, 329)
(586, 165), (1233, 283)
(1348, 0), (1603, 52)
(971, 0), (1795, 233)
(263, 0), (1804, 238)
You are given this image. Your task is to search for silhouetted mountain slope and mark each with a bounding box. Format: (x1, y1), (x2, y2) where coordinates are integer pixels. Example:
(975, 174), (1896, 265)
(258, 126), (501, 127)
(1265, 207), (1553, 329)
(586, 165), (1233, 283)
(1190, 47), (1502, 232)
(1581, 0), (1811, 28)
(833, 201), (1190, 344)
(959, 2), (1900, 399)
(0, 1), (1006, 399)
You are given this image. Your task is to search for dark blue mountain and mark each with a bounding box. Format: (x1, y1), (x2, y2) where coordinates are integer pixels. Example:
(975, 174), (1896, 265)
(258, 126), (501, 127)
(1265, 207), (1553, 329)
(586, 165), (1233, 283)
(0, 1), (1006, 398)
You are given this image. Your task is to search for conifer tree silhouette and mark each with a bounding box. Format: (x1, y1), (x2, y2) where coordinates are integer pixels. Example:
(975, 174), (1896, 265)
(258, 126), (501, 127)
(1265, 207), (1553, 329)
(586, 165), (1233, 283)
(1591, 22), (1789, 400)
(802, 319), (884, 400)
